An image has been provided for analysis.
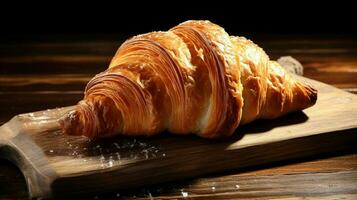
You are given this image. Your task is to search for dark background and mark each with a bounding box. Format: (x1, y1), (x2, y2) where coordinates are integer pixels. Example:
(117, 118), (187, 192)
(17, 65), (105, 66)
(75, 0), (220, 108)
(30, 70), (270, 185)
(1, 1), (356, 41)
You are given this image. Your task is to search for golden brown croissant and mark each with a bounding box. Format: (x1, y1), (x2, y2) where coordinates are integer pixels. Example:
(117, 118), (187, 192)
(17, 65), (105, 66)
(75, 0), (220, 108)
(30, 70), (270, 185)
(60, 20), (317, 139)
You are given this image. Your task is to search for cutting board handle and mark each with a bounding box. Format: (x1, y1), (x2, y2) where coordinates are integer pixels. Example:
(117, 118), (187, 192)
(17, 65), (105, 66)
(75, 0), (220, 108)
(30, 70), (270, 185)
(0, 117), (55, 199)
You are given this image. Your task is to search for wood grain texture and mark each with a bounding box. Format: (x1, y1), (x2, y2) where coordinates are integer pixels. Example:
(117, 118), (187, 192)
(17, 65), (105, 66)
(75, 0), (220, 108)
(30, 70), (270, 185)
(1, 35), (357, 200)
(0, 76), (356, 199)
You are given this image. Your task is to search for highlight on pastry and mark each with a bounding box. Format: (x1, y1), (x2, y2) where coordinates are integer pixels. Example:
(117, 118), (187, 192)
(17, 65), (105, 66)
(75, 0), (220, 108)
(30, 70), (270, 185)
(60, 20), (317, 139)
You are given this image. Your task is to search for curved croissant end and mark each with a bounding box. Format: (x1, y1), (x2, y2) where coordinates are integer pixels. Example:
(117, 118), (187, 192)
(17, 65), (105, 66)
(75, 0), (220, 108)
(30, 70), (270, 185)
(60, 20), (317, 139)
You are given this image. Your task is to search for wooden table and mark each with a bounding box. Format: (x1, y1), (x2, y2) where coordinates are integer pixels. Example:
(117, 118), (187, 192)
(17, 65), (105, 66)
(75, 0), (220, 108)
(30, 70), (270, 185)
(1, 34), (356, 199)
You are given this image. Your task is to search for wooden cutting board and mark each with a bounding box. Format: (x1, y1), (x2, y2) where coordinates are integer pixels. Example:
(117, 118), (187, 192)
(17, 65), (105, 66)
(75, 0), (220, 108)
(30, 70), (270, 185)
(0, 76), (356, 199)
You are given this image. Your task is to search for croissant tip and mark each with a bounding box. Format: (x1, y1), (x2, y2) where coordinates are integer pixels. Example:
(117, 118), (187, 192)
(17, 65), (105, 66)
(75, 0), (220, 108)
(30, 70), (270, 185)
(306, 84), (318, 106)
(59, 110), (82, 136)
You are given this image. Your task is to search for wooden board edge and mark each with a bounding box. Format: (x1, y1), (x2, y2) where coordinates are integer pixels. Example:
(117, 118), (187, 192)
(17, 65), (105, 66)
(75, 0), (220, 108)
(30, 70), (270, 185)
(50, 128), (357, 198)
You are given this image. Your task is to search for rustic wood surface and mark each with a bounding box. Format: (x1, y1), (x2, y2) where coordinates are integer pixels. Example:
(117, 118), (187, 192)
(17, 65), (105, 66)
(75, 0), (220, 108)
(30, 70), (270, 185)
(0, 34), (356, 199)
(1, 76), (356, 199)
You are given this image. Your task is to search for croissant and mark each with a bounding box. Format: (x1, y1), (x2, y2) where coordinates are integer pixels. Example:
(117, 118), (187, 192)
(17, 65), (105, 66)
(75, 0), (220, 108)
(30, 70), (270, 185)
(60, 20), (317, 139)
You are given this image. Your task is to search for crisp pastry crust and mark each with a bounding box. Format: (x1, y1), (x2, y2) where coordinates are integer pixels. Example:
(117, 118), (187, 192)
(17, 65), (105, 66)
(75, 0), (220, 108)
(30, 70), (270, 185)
(60, 20), (317, 139)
